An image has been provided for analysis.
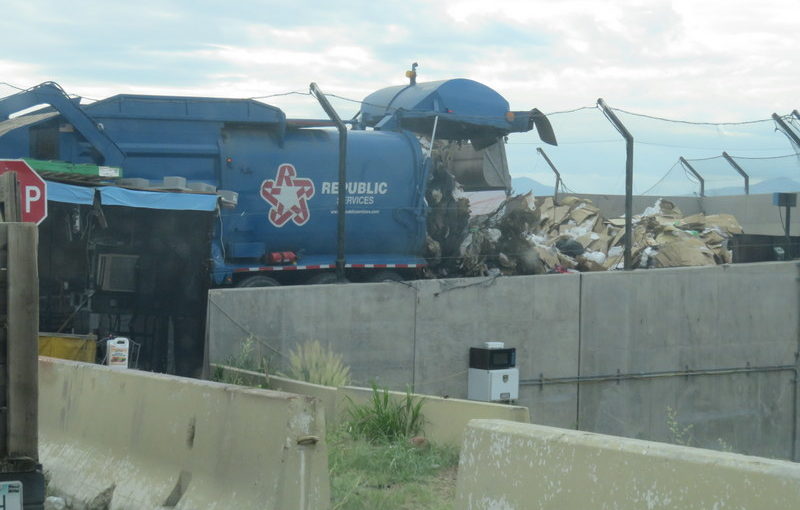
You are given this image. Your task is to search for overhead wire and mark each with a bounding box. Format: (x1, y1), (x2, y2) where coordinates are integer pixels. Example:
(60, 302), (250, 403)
(249, 91), (311, 100)
(0, 81), (26, 91)
(637, 162), (680, 196)
(545, 106), (595, 116)
(610, 107), (777, 126)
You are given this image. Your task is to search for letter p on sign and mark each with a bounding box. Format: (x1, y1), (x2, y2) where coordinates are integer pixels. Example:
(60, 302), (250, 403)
(0, 159), (48, 224)
(26, 185), (41, 214)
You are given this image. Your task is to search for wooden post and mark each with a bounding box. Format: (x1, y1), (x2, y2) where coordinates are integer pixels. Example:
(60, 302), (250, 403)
(0, 172), (21, 223)
(5, 223), (39, 467)
(0, 227), (6, 461)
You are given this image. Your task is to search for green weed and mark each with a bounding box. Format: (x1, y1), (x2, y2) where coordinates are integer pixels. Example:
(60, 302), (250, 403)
(345, 384), (426, 443)
(665, 406), (737, 454)
(211, 335), (271, 387)
(665, 406), (694, 447)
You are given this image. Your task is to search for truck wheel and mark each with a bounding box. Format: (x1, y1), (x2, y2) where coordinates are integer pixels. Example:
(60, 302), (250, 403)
(368, 271), (404, 282)
(306, 273), (347, 285)
(235, 275), (280, 288)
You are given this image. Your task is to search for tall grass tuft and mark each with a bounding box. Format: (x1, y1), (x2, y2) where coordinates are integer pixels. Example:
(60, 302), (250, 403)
(345, 384), (426, 443)
(283, 340), (351, 387)
(211, 335), (270, 388)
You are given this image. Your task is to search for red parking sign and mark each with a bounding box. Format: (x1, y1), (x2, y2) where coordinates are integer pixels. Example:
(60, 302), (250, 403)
(0, 159), (47, 224)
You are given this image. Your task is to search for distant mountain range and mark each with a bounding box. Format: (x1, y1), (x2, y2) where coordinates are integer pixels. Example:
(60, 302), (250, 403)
(703, 176), (800, 196)
(511, 177), (555, 196)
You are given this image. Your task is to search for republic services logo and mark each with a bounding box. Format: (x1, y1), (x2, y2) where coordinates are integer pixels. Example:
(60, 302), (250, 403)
(260, 164), (315, 227)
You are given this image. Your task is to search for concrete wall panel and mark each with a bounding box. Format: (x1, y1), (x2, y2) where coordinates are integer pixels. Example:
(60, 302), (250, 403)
(456, 420), (800, 510)
(578, 371), (796, 459)
(575, 193), (703, 219)
(411, 274), (580, 431)
(704, 194), (800, 236)
(39, 357), (330, 510)
(207, 261), (800, 458)
(208, 282), (418, 388)
(580, 263), (799, 375)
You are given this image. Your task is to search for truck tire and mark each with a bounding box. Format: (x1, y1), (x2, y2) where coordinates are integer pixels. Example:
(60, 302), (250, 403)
(306, 273), (347, 285)
(235, 275), (280, 288)
(368, 271), (404, 282)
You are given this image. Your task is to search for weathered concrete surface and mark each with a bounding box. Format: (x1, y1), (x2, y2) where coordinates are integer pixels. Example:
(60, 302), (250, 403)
(213, 365), (529, 446)
(576, 193), (703, 219)
(209, 275), (581, 430)
(411, 274), (580, 429)
(704, 194), (800, 236)
(208, 282), (417, 389)
(39, 357), (330, 510)
(579, 262), (800, 458)
(207, 261), (800, 459)
(456, 420), (800, 510)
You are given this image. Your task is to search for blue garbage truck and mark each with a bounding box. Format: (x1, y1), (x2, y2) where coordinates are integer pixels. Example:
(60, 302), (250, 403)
(0, 74), (556, 287)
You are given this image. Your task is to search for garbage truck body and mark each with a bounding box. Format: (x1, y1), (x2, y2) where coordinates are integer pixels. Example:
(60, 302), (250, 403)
(0, 78), (555, 286)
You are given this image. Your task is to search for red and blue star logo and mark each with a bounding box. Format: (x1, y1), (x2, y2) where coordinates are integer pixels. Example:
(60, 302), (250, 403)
(260, 164), (315, 227)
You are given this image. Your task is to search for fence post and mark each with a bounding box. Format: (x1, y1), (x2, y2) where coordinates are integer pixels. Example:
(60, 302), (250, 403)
(679, 157), (705, 198)
(597, 99), (634, 270)
(772, 113), (800, 152)
(536, 148), (562, 205)
(721, 152), (749, 195)
(310, 83), (348, 282)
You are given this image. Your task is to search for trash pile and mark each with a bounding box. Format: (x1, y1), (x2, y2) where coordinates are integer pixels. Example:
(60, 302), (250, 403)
(429, 194), (744, 276)
(423, 149), (472, 276)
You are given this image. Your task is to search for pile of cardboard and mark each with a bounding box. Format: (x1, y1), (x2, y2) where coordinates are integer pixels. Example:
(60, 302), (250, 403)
(449, 194), (743, 276)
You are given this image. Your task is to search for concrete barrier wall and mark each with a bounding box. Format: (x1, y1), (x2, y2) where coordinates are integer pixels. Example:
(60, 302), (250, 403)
(39, 357), (330, 510)
(208, 273), (581, 431)
(579, 261), (800, 459)
(703, 193), (800, 236)
(207, 261), (800, 459)
(339, 386), (530, 446)
(455, 420), (800, 510)
(208, 282), (417, 389)
(212, 365), (529, 446)
(411, 275), (581, 430)
(575, 193), (703, 219)
(214, 366), (340, 433)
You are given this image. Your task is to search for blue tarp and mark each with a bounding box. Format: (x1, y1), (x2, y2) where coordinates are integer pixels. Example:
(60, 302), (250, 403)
(47, 180), (219, 212)
(47, 181), (94, 205)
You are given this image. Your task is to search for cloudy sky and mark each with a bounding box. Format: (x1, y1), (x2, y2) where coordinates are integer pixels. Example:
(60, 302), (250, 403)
(1, 0), (798, 194)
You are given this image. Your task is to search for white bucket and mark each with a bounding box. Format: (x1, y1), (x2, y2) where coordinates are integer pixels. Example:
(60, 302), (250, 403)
(106, 337), (129, 368)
